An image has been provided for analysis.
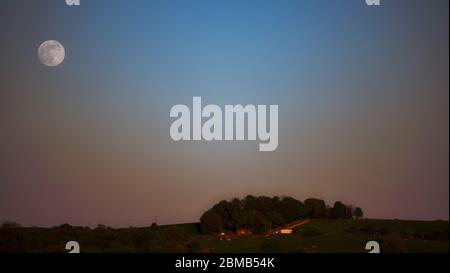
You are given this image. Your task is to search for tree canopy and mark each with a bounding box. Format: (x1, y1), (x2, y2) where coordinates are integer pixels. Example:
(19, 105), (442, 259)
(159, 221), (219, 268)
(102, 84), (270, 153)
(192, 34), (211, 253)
(200, 196), (363, 234)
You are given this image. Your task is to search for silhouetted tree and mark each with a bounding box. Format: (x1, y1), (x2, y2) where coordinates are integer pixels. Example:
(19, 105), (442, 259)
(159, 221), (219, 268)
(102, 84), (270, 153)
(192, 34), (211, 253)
(304, 198), (327, 219)
(331, 201), (347, 218)
(354, 207), (363, 219)
(254, 211), (270, 233)
(345, 205), (354, 219)
(266, 211), (285, 227)
(200, 196), (364, 234)
(200, 210), (223, 234)
(279, 197), (305, 222)
(1, 221), (21, 229)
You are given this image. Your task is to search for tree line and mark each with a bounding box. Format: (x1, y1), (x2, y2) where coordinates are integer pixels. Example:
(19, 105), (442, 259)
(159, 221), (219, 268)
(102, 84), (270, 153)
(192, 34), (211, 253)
(200, 196), (363, 234)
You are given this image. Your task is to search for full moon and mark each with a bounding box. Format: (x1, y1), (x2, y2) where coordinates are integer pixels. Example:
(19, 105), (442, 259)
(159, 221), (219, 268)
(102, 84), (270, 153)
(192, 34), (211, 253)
(38, 40), (65, 67)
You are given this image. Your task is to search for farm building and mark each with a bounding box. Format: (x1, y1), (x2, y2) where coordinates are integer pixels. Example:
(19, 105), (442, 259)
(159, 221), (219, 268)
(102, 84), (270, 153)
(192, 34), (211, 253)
(236, 227), (253, 236)
(268, 219), (310, 235)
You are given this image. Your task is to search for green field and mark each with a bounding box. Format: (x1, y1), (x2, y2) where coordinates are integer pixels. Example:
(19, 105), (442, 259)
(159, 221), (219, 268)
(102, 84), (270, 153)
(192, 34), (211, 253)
(192, 219), (449, 253)
(0, 219), (448, 253)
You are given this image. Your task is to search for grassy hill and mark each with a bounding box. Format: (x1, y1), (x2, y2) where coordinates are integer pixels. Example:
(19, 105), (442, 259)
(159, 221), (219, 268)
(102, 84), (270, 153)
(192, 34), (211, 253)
(0, 219), (447, 253)
(192, 219), (448, 253)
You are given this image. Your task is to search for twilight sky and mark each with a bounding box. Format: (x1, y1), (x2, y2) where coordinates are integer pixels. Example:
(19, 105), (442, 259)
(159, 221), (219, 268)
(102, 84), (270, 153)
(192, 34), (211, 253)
(0, 0), (448, 227)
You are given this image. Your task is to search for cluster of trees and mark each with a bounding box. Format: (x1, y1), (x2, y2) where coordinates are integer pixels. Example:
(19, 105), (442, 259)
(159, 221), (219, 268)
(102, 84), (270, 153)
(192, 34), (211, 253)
(200, 196), (363, 234)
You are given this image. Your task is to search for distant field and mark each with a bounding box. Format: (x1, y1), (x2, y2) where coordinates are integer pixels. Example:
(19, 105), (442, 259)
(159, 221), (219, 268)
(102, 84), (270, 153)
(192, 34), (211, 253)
(0, 219), (447, 253)
(193, 219), (449, 253)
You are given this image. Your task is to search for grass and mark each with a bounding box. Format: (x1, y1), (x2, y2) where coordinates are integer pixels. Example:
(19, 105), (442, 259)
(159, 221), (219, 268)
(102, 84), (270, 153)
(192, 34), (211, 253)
(188, 219), (449, 253)
(0, 219), (447, 253)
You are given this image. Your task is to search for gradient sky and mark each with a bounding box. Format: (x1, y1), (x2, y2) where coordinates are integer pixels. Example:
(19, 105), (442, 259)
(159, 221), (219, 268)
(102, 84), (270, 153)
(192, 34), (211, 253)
(0, 0), (448, 227)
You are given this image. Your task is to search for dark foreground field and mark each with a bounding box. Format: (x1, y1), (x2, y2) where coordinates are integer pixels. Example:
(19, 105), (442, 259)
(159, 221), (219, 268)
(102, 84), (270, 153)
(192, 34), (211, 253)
(1, 219), (448, 253)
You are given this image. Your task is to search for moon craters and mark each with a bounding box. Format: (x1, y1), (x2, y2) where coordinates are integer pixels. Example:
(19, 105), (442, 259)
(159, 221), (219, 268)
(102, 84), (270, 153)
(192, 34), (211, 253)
(38, 40), (65, 67)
